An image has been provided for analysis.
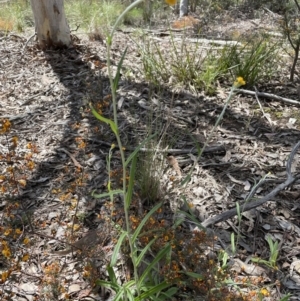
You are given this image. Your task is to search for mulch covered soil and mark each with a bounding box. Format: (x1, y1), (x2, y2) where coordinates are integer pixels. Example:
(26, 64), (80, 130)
(1, 10), (300, 301)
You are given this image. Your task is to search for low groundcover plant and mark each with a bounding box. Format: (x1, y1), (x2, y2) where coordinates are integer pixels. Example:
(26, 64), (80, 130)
(89, 1), (262, 300)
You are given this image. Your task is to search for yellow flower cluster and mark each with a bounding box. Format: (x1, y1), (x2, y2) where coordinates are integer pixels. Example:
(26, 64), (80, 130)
(1, 240), (11, 258)
(165, 0), (177, 5)
(234, 76), (246, 87)
(0, 119), (11, 134)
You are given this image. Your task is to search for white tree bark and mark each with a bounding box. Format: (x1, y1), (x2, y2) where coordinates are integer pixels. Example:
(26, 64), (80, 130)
(180, 0), (189, 17)
(30, 0), (71, 49)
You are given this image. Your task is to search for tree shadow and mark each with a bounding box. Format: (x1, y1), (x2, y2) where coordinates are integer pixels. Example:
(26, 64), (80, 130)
(1, 32), (300, 298)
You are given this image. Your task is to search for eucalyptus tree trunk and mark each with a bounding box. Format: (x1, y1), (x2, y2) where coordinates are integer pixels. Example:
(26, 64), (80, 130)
(30, 0), (71, 49)
(180, 0), (189, 17)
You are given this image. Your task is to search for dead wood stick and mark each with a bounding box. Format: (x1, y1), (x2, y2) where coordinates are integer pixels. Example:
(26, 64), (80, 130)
(126, 145), (226, 155)
(87, 138), (225, 155)
(201, 141), (300, 228)
(237, 88), (300, 106)
(22, 32), (36, 55)
(21, 86), (54, 106)
(57, 148), (83, 169)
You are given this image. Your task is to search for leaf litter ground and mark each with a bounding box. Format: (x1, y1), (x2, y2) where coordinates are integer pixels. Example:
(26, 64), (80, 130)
(1, 8), (300, 301)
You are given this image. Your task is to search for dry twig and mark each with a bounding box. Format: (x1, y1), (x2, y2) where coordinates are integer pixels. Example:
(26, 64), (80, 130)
(201, 141), (300, 228)
(237, 88), (300, 106)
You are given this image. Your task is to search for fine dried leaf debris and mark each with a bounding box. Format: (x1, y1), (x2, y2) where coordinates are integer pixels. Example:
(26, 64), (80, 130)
(0, 8), (300, 301)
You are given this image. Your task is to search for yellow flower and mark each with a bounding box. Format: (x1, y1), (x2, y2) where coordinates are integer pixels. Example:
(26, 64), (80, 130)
(1, 270), (9, 282)
(165, 0), (177, 5)
(11, 136), (18, 148)
(260, 288), (269, 296)
(18, 179), (27, 187)
(23, 237), (30, 245)
(15, 229), (22, 235)
(2, 247), (11, 258)
(22, 254), (29, 262)
(233, 76), (246, 87)
(0, 119), (11, 134)
(4, 229), (12, 236)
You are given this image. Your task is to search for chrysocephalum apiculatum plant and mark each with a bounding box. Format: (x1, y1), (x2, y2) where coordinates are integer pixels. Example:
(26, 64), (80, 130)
(90, 0), (251, 300)
(91, 1), (180, 300)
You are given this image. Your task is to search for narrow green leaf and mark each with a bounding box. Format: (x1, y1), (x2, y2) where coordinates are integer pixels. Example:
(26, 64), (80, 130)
(251, 257), (269, 266)
(123, 280), (136, 289)
(92, 189), (123, 199)
(181, 271), (204, 279)
(111, 231), (127, 266)
(125, 154), (137, 209)
(177, 209), (206, 231)
(236, 202), (241, 221)
(132, 202), (162, 242)
(113, 287), (126, 301)
(125, 133), (157, 167)
(134, 281), (174, 301)
(95, 280), (119, 291)
(180, 174), (191, 186)
(156, 287), (178, 300)
(221, 251), (229, 268)
(136, 238), (156, 267)
(125, 288), (135, 301)
(138, 243), (171, 286)
(113, 47), (128, 92)
(279, 294), (291, 301)
(107, 36), (112, 46)
(107, 265), (118, 284)
(90, 104), (118, 136)
(231, 233), (236, 254)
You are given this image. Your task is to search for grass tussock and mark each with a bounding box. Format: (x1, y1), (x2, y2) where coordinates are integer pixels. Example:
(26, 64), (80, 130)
(0, 0), (33, 32)
(140, 35), (279, 94)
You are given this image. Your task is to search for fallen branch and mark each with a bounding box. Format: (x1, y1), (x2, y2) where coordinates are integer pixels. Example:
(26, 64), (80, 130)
(87, 138), (226, 155)
(237, 88), (300, 106)
(201, 141), (300, 228)
(22, 32), (36, 55)
(57, 148), (83, 169)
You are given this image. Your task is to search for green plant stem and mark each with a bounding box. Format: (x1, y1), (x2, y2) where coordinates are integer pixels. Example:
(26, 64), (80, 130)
(106, 0), (145, 296)
(109, 0), (144, 44)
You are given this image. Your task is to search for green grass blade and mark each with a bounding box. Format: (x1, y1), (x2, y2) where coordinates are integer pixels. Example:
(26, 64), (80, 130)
(111, 231), (127, 266)
(181, 271), (204, 280)
(236, 202), (241, 221)
(180, 174), (191, 186)
(135, 281), (174, 301)
(92, 189), (123, 199)
(113, 47), (128, 92)
(125, 133), (157, 167)
(95, 279), (119, 291)
(138, 243), (171, 286)
(90, 104), (118, 136)
(136, 238), (156, 267)
(231, 233), (236, 254)
(279, 294), (291, 301)
(113, 287), (126, 301)
(157, 287), (178, 300)
(132, 202), (162, 242)
(125, 287), (135, 301)
(107, 265), (118, 284)
(125, 153), (137, 209)
(177, 209), (206, 231)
